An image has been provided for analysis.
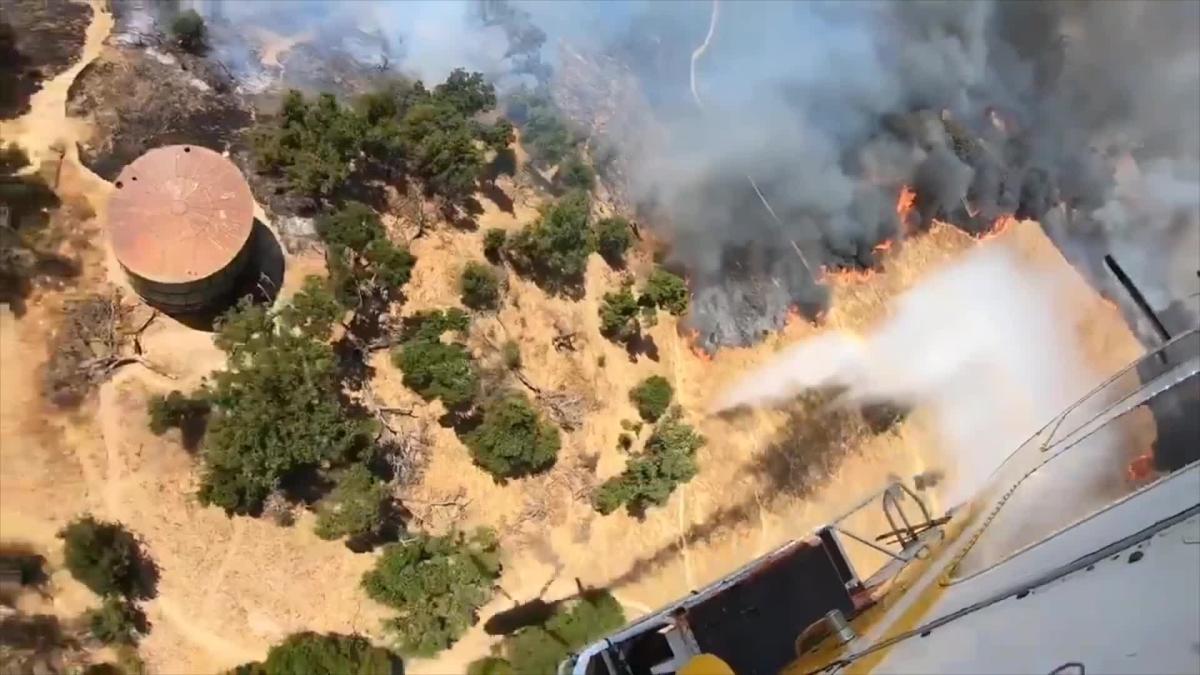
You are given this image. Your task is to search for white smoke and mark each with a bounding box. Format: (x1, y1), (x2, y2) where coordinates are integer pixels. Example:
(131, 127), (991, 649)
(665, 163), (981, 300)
(713, 244), (1111, 507)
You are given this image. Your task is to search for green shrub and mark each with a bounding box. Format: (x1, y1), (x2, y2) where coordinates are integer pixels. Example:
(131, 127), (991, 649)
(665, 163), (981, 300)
(146, 390), (210, 436)
(629, 376), (672, 422)
(642, 268), (689, 316)
(317, 203), (415, 305)
(461, 262), (501, 310)
(362, 529), (501, 656)
(593, 217), (632, 266)
(598, 285), (640, 343)
(467, 657), (515, 675)
(87, 596), (140, 645)
(593, 409), (704, 516)
(483, 228), (507, 262)
(393, 311), (479, 413)
(465, 394), (560, 478)
(58, 517), (143, 598)
(506, 91), (575, 166)
(314, 464), (386, 542)
(501, 340), (521, 370)
(505, 193), (593, 295)
(556, 154), (594, 192)
(170, 9), (206, 53)
(198, 299), (372, 514)
(235, 632), (400, 675)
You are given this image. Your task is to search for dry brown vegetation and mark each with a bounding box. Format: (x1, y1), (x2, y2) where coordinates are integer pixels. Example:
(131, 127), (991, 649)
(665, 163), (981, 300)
(0, 4), (1145, 674)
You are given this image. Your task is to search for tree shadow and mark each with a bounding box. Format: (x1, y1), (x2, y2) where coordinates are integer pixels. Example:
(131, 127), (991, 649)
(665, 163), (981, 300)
(484, 597), (560, 636)
(0, 542), (48, 604)
(485, 148), (518, 181)
(479, 180), (514, 215)
(624, 333), (659, 362)
(131, 539), (160, 601)
(278, 466), (336, 507)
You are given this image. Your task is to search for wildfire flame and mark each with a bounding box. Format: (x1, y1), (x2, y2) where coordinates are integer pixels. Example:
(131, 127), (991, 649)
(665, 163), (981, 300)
(1127, 449), (1157, 484)
(686, 329), (713, 362)
(896, 185), (917, 232)
(982, 214), (1019, 240)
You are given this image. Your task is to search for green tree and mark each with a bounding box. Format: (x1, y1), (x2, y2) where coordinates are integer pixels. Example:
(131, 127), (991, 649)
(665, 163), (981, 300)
(483, 228), (507, 262)
(505, 192), (593, 295)
(393, 311), (478, 410)
(460, 262), (501, 310)
(362, 529), (501, 656)
(198, 299), (372, 514)
(146, 390), (210, 436)
(464, 394), (560, 478)
(642, 268), (689, 316)
(279, 275), (345, 340)
(506, 91), (575, 166)
(234, 632), (401, 675)
(556, 153), (594, 192)
(314, 464), (387, 542)
(59, 517), (144, 598)
(593, 409), (704, 516)
(467, 657), (515, 675)
(316, 203), (415, 307)
(593, 217), (632, 267)
(598, 284), (640, 343)
(87, 597), (140, 645)
(170, 9), (206, 53)
(629, 376), (672, 422)
(252, 91), (367, 197)
(435, 69), (497, 117)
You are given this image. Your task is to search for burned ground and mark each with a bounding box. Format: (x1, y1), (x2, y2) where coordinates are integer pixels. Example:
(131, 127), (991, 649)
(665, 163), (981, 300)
(65, 46), (252, 181)
(0, 0), (92, 118)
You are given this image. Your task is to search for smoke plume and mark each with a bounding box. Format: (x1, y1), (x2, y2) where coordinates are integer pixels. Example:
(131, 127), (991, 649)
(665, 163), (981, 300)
(713, 244), (1115, 510)
(156, 1), (1198, 347)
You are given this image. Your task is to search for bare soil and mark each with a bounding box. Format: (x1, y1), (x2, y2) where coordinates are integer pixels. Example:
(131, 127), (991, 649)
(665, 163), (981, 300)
(0, 5), (1144, 674)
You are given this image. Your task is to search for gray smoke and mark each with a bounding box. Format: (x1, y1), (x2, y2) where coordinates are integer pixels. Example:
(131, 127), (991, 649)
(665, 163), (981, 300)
(164, 0), (1199, 347)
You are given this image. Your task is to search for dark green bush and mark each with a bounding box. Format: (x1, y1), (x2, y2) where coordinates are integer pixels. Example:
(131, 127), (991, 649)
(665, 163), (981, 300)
(235, 632), (400, 675)
(314, 464), (387, 542)
(483, 228), (507, 262)
(598, 284), (640, 343)
(460, 262), (501, 310)
(629, 376), (672, 422)
(198, 299), (372, 514)
(392, 311), (478, 411)
(317, 203), (415, 306)
(464, 394), (560, 478)
(642, 268), (689, 316)
(87, 596), (139, 645)
(505, 193), (593, 295)
(361, 529), (501, 656)
(146, 390), (210, 436)
(593, 217), (632, 266)
(556, 154), (595, 192)
(593, 409), (704, 516)
(170, 9), (206, 53)
(58, 517), (143, 598)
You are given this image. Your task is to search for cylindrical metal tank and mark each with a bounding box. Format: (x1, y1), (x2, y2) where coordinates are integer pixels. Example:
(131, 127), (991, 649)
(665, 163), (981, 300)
(108, 145), (255, 312)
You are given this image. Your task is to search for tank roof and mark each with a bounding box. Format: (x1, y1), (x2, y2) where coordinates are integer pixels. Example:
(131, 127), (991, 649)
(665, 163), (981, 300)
(108, 145), (254, 284)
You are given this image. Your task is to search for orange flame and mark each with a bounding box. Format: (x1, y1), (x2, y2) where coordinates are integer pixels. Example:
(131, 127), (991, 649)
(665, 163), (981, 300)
(895, 185), (917, 232)
(1127, 449), (1156, 484)
(685, 329), (713, 362)
(979, 214), (1018, 240)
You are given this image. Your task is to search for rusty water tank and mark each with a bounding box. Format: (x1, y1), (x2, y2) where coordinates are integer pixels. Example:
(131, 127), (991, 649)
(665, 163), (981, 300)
(108, 145), (255, 312)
